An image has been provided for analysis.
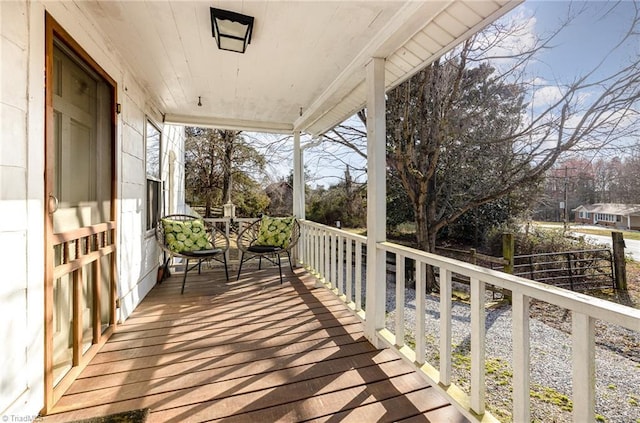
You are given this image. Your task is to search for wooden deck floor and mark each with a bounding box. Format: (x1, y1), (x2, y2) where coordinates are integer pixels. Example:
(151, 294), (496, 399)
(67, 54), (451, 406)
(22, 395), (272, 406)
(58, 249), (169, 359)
(41, 265), (468, 423)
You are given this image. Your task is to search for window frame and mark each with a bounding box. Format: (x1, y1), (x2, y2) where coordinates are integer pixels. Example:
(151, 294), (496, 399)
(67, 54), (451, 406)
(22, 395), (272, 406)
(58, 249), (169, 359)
(595, 213), (616, 223)
(145, 118), (162, 232)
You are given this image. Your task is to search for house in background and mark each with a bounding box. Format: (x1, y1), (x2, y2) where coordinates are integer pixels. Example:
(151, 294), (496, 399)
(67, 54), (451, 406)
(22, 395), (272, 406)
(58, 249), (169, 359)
(574, 203), (640, 230)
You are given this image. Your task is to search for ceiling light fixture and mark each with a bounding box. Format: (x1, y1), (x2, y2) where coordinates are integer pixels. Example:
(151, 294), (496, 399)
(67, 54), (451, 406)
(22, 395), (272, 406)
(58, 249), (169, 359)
(210, 7), (254, 54)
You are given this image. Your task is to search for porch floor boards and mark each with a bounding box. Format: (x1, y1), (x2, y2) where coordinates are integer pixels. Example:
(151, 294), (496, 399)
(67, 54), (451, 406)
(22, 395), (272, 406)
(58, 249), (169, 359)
(41, 265), (467, 423)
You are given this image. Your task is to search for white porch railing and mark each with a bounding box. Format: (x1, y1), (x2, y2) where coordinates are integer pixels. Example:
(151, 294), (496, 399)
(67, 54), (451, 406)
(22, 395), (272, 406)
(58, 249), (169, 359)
(298, 220), (640, 423)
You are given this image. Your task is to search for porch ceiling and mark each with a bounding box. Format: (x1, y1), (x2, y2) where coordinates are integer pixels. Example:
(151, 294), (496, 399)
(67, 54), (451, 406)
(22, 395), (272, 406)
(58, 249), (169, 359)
(80, 0), (520, 135)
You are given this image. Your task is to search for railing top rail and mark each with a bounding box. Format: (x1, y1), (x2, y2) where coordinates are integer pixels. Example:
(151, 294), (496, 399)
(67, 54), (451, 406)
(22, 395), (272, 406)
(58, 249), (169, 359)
(299, 220), (367, 243)
(379, 241), (640, 331)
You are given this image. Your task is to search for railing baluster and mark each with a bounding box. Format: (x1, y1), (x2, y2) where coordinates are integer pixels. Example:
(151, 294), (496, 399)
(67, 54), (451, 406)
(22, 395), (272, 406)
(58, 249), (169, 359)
(312, 226), (316, 271)
(312, 226), (318, 275)
(330, 233), (336, 289)
(346, 238), (353, 304)
(318, 229), (324, 281)
(301, 224), (307, 266)
(318, 228), (323, 279)
(305, 225), (310, 269)
(395, 253), (405, 347)
(309, 226), (315, 274)
(319, 229), (324, 279)
(512, 291), (531, 423)
(415, 262), (425, 364)
(439, 267), (452, 386)
(324, 230), (330, 284)
(325, 233), (330, 285)
(318, 227), (322, 278)
(572, 311), (595, 422)
(338, 234), (344, 295)
(470, 276), (486, 415)
(355, 240), (362, 311)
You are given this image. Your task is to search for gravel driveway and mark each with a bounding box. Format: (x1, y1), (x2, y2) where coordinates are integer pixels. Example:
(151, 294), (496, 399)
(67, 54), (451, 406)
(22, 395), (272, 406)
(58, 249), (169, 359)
(384, 284), (640, 422)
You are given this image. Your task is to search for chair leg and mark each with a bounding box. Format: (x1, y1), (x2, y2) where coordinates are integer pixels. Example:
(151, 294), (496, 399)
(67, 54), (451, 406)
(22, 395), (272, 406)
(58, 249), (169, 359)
(277, 253), (283, 284)
(258, 256), (262, 270)
(286, 251), (294, 272)
(181, 258), (189, 294)
(223, 253), (229, 281)
(236, 252), (245, 280)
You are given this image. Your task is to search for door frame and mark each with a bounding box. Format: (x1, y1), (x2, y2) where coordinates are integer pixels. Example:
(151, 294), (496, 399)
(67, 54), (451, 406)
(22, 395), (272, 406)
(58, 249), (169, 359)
(43, 12), (118, 414)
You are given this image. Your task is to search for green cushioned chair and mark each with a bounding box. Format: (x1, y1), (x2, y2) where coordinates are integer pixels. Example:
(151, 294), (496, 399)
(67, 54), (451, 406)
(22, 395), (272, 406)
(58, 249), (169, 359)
(156, 214), (229, 293)
(236, 216), (300, 284)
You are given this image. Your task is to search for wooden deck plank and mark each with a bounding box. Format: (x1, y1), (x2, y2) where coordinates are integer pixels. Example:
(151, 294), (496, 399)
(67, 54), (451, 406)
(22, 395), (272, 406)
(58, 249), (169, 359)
(153, 374), (445, 423)
(99, 317), (364, 353)
(130, 287), (347, 316)
(112, 305), (354, 336)
(112, 301), (357, 330)
(43, 357), (416, 421)
(107, 311), (359, 344)
(67, 341), (377, 394)
(55, 350), (407, 412)
(40, 267), (467, 423)
(304, 388), (453, 422)
(78, 332), (368, 378)
(88, 323), (365, 365)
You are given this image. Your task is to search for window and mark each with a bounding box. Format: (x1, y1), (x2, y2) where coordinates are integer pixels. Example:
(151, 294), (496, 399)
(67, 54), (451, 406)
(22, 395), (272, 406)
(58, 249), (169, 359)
(146, 120), (162, 231)
(595, 213), (616, 222)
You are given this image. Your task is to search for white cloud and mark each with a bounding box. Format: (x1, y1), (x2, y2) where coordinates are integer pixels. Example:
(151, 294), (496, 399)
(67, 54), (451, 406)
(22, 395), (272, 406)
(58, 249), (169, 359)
(469, 6), (539, 71)
(531, 85), (564, 109)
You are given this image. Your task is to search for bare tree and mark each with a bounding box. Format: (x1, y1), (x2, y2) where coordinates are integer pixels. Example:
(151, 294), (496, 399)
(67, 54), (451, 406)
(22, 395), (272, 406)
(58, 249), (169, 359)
(321, 2), (640, 264)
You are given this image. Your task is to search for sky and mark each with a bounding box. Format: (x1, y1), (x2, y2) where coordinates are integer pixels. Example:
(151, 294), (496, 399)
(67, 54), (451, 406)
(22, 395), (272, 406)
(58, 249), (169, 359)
(260, 1), (640, 188)
(521, 1), (639, 111)
(529, 1), (638, 77)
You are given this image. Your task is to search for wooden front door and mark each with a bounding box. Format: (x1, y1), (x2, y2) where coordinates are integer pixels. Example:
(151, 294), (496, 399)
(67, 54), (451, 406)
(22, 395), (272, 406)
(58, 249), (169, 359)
(44, 14), (117, 413)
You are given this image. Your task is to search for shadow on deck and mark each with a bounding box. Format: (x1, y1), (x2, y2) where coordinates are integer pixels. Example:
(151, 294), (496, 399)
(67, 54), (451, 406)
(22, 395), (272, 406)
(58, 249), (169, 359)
(40, 264), (468, 422)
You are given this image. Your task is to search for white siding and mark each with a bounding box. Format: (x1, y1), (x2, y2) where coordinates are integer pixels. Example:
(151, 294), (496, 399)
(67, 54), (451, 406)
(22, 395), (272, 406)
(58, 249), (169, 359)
(0, 0), (43, 417)
(0, 1), (185, 416)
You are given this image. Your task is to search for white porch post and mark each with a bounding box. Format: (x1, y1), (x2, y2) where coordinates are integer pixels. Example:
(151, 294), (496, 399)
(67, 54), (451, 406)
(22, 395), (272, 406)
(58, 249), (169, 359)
(293, 131), (303, 218)
(293, 130), (304, 266)
(365, 57), (386, 344)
